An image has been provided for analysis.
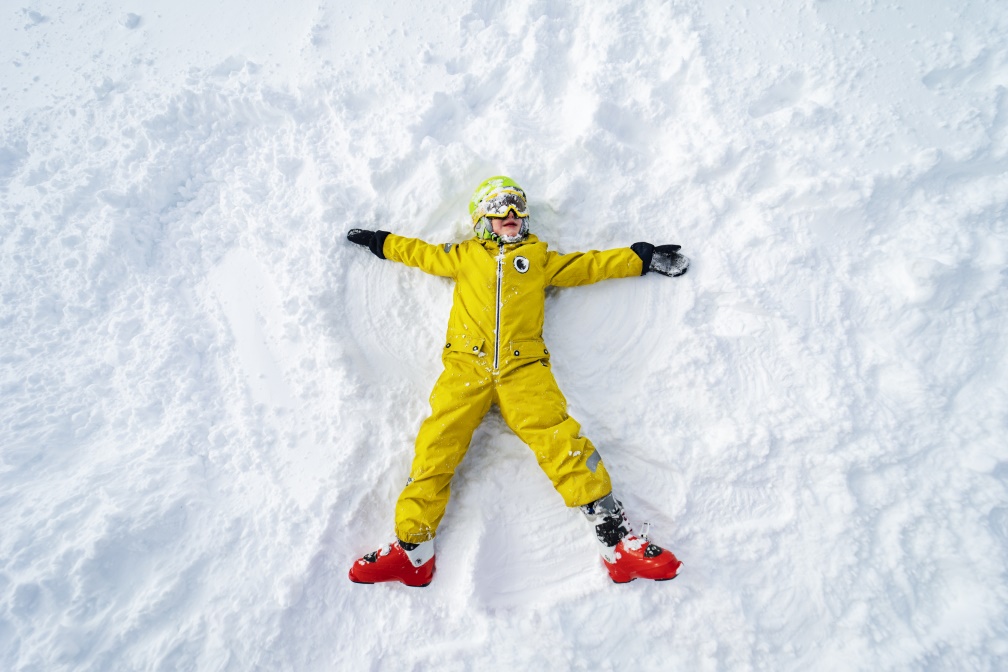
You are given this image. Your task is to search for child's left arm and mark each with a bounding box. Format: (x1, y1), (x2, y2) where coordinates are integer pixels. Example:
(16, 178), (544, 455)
(546, 242), (689, 287)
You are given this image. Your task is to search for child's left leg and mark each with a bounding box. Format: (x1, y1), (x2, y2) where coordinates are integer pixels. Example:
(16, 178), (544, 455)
(580, 493), (682, 582)
(495, 361), (613, 508)
(497, 362), (681, 582)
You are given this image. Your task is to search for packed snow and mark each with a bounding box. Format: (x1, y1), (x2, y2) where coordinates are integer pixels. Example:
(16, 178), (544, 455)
(3, 0), (1007, 669)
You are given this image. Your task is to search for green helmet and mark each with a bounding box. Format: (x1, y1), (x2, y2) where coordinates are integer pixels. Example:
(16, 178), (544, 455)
(469, 176), (530, 241)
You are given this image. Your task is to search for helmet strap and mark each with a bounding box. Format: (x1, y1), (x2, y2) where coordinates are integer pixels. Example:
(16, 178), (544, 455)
(474, 217), (499, 241)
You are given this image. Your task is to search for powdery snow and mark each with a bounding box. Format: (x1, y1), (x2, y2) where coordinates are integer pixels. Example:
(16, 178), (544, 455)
(2, 1), (1007, 670)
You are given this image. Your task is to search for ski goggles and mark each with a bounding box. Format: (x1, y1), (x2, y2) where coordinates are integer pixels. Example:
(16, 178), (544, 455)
(472, 188), (529, 221)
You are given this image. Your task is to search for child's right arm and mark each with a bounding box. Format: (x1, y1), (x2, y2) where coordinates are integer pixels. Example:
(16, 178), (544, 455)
(347, 229), (461, 278)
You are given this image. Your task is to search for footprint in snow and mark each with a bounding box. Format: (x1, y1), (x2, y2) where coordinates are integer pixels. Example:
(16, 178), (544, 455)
(119, 13), (142, 29)
(748, 72), (806, 118)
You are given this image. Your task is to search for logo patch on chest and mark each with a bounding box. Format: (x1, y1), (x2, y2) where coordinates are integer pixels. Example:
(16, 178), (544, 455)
(513, 256), (530, 274)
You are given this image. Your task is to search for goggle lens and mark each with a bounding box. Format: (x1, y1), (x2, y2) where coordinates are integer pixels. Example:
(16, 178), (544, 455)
(477, 189), (529, 219)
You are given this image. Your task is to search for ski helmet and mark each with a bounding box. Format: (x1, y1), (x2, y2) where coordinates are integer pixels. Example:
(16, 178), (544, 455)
(470, 176), (530, 241)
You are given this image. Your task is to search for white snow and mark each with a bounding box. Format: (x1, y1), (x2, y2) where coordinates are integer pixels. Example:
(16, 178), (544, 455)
(3, 0), (1007, 669)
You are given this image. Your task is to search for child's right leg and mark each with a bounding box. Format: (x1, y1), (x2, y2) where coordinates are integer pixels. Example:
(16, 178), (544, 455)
(349, 359), (493, 586)
(394, 359), (494, 544)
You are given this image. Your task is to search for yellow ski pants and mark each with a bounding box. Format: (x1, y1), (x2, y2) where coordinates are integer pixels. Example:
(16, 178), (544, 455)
(394, 356), (613, 544)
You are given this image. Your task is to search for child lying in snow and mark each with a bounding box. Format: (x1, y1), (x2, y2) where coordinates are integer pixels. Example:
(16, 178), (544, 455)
(346, 176), (688, 586)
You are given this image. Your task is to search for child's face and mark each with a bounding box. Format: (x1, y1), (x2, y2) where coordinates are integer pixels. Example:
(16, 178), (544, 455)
(490, 212), (526, 239)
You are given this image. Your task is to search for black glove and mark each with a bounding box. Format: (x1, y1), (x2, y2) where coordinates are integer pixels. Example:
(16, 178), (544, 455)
(347, 229), (390, 259)
(631, 242), (689, 277)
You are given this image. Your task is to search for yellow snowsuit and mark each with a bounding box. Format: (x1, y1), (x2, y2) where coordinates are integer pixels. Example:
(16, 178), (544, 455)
(380, 233), (646, 544)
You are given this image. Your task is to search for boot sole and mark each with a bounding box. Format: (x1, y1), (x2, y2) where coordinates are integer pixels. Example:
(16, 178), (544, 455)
(348, 576), (432, 587)
(609, 569), (680, 584)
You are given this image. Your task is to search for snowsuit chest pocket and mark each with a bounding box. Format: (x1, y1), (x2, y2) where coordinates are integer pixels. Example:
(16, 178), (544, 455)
(443, 335), (486, 361)
(507, 339), (551, 366)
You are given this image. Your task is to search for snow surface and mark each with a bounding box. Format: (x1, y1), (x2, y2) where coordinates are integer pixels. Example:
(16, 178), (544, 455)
(2, 0), (1007, 670)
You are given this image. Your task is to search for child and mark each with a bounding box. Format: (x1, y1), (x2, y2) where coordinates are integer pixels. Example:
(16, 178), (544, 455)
(346, 176), (689, 586)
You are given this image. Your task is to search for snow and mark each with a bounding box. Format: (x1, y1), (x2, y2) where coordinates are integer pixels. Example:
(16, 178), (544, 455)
(2, 0), (1007, 669)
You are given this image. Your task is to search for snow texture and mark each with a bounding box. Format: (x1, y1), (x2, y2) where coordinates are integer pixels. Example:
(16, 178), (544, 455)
(2, 0), (1007, 670)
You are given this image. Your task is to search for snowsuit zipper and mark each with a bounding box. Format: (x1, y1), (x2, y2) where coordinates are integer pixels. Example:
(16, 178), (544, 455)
(493, 243), (504, 371)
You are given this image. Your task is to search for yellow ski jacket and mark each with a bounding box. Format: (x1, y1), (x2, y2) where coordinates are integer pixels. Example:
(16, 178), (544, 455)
(380, 233), (645, 374)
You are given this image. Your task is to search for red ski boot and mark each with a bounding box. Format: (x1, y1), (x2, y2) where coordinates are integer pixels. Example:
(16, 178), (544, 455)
(603, 534), (682, 584)
(348, 540), (435, 587)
